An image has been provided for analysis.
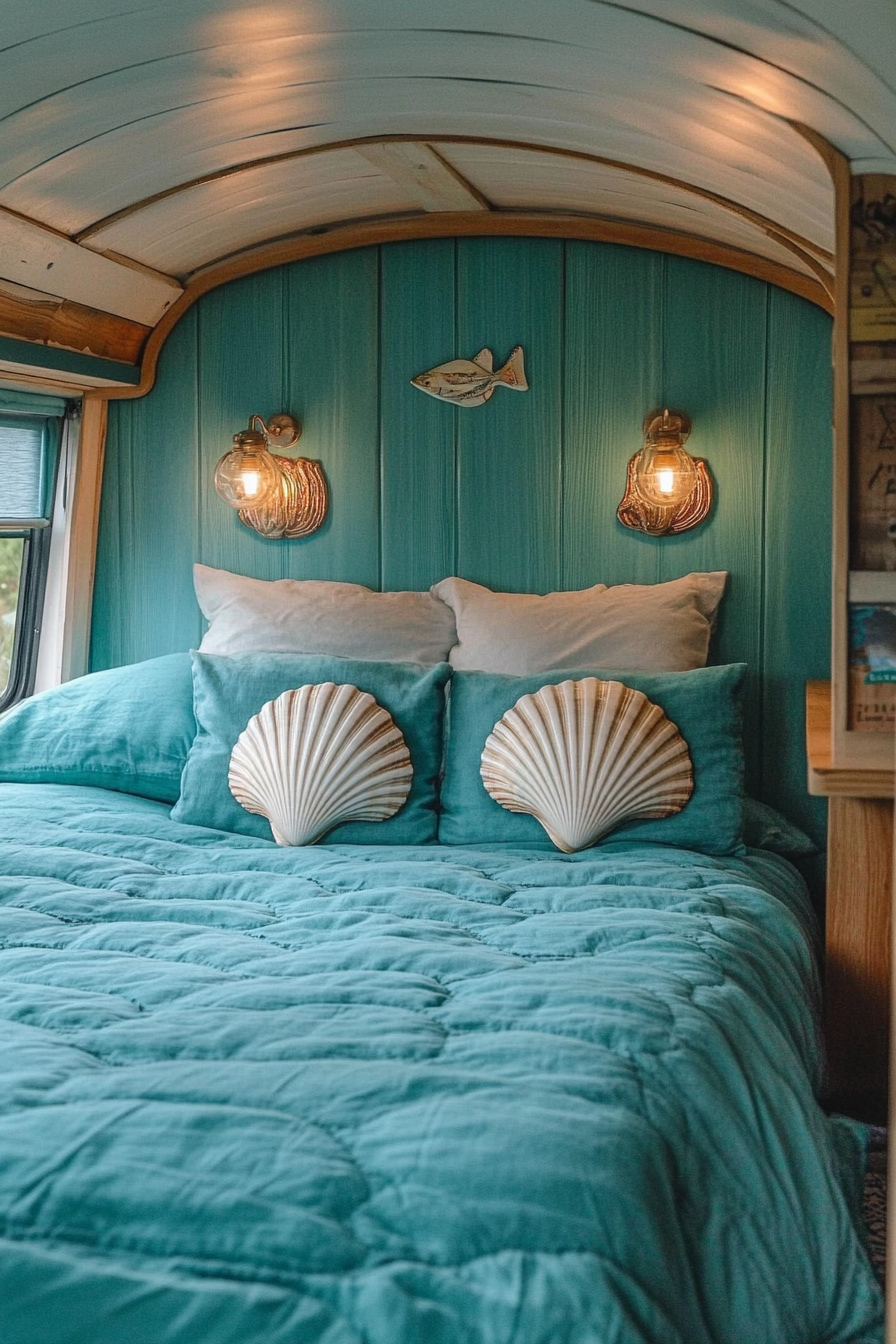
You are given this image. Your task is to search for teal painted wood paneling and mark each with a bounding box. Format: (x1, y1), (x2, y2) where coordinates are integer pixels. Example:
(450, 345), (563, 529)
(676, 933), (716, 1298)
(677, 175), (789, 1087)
(661, 256), (769, 793)
(762, 288), (832, 849)
(455, 238), (563, 593)
(91, 308), (200, 669)
(562, 242), (664, 590)
(198, 268), (287, 583)
(91, 237), (833, 851)
(379, 240), (456, 590)
(283, 249), (380, 585)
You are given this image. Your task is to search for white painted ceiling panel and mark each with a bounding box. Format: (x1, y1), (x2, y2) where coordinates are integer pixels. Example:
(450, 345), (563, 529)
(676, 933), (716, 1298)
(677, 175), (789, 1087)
(0, 209), (181, 322)
(437, 145), (822, 277)
(0, 12), (853, 234)
(2, 0), (895, 335)
(83, 151), (420, 275)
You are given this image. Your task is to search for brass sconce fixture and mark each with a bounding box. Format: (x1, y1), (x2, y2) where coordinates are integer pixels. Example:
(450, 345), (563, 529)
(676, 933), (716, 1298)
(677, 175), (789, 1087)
(616, 409), (713, 536)
(214, 413), (328, 539)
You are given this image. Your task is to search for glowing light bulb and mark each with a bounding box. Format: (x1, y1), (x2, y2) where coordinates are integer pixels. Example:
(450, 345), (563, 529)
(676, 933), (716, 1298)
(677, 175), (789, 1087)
(631, 410), (698, 508)
(214, 431), (281, 511)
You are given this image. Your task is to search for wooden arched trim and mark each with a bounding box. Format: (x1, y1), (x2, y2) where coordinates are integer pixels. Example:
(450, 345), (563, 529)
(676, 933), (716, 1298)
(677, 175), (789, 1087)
(95, 210), (833, 403)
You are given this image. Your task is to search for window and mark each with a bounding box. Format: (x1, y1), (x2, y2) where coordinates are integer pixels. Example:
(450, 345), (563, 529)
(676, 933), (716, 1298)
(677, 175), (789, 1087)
(0, 537), (25, 695)
(0, 402), (64, 711)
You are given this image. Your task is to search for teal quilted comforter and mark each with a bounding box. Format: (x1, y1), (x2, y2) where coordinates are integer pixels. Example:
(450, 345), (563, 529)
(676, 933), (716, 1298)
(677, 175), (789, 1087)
(0, 785), (883, 1343)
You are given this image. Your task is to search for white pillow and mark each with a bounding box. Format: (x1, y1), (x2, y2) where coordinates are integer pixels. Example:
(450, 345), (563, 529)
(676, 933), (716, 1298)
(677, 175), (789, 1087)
(430, 572), (727, 673)
(195, 565), (457, 665)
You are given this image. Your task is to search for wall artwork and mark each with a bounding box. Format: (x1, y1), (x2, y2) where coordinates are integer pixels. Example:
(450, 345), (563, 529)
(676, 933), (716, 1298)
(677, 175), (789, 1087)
(850, 182), (896, 343)
(846, 174), (896, 729)
(411, 345), (527, 407)
(848, 603), (896, 730)
(850, 388), (896, 570)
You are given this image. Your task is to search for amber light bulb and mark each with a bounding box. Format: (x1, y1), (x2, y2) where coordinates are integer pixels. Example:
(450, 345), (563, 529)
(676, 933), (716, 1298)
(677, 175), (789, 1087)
(632, 410), (697, 508)
(214, 429), (281, 510)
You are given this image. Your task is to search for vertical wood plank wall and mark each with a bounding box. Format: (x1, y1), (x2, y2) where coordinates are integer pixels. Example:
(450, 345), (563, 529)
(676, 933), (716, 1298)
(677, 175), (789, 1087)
(91, 238), (833, 848)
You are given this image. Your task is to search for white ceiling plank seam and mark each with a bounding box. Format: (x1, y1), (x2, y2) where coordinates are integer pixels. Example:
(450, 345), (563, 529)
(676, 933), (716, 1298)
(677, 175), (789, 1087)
(0, 209), (182, 324)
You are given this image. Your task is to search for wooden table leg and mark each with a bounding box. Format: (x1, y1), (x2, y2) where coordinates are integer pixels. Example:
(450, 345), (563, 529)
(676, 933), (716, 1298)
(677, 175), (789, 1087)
(825, 796), (893, 1119)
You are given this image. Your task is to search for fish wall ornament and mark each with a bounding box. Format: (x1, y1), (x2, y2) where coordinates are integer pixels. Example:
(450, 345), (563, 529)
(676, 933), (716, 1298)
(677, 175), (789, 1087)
(411, 345), (528, 407)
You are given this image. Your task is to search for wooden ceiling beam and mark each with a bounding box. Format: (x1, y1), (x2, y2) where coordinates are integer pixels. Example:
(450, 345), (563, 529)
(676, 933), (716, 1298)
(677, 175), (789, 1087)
(353, 142), (490, 212)
(0, 207), (181, 326)
(0, 281), (149, 364)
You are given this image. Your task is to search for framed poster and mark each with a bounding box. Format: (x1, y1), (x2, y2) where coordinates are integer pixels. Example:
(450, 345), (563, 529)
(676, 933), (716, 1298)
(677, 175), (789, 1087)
(850, 178), (896, 342)
(848, 602), (896, 729)
(849, 391), (896, 569)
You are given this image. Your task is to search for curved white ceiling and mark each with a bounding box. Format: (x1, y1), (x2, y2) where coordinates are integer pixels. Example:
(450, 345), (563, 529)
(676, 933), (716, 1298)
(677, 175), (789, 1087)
(0, 0), (893, 360)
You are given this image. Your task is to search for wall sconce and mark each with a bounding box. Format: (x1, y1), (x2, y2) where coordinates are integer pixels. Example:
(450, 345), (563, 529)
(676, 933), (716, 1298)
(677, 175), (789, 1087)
(214, 413), (328, 539)
(616, 409), (713, 536)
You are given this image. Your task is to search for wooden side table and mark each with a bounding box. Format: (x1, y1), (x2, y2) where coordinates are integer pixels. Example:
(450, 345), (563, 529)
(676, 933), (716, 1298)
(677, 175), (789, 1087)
(806, 680), (894, 1119)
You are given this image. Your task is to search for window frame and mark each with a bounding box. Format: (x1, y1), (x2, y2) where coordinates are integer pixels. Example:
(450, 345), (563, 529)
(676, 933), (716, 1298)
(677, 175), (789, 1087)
(0, 526), (53, 712)
(0, 404), (66, 711)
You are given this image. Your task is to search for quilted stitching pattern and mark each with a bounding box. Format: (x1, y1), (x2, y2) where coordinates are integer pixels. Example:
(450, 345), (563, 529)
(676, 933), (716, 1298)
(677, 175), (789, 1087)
(0, 785), (883, 1344)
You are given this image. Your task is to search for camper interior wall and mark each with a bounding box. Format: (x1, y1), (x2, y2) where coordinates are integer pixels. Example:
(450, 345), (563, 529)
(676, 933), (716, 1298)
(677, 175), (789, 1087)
(87, 236), (834, 863)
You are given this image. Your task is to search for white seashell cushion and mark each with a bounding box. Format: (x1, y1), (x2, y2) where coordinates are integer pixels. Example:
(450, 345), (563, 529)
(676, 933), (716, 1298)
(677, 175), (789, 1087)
(480, 678), (693, 853)
(229, 683), (413, 846)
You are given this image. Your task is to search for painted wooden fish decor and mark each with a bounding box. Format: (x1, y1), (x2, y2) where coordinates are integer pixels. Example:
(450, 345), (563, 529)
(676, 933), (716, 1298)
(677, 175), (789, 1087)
(411, 345), (528, 407)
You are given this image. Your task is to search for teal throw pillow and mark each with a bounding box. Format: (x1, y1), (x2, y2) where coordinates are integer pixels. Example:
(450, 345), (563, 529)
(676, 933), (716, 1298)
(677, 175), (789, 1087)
(0, 653), (196, 802)
(438, 664), (746, 854)
(742, 797), (817, 856)
(172, 651), (451, 844)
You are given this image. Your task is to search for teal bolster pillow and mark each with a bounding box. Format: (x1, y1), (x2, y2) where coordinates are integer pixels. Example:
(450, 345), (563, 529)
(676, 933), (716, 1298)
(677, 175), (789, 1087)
(0, 653), (196, 802)
(172, 651), (451, 843)
(438, 664), (746, 854)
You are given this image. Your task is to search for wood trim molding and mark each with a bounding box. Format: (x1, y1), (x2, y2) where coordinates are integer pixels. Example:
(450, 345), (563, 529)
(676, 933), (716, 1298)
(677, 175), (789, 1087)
(763, 228), (834, 301)
(59, 397), (108, 681)
(889, 801), (896, 1331)
(825, 793), (892, 1118)
(828, 144), (857, 771)
(72, 132), (833, 267)
(0, 285), (148, 364)
(99, 210), (833, 403)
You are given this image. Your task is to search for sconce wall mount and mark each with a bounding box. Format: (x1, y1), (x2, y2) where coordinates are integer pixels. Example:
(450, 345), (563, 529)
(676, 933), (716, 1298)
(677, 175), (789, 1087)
(617, 409), (713, 536)
(214, 413), (328, 540)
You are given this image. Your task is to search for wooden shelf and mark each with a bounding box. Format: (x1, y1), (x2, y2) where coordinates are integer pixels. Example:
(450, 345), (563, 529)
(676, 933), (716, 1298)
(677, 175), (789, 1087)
(806, 679), (894, 797)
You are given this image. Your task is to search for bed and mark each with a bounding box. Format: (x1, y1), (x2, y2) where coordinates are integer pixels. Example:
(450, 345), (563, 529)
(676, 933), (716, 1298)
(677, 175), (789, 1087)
(0, 780), (883, 1343)
(0, 571), (885, 1341)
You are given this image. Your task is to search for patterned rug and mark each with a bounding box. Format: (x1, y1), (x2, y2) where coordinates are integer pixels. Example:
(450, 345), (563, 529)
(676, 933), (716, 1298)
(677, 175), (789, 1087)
(863, 1125), (887, 1287)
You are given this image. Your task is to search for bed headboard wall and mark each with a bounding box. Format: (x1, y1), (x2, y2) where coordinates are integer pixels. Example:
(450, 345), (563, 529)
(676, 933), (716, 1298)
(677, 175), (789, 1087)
(91, 237), (832, 847)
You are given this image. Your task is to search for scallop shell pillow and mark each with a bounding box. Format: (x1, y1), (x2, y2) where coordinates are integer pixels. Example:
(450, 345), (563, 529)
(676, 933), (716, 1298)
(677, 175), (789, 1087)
(172, 651), (451, 844)
(438, 663), (745, 854)
(228, 683), (413, 845)
(480, 678), (695, 853)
